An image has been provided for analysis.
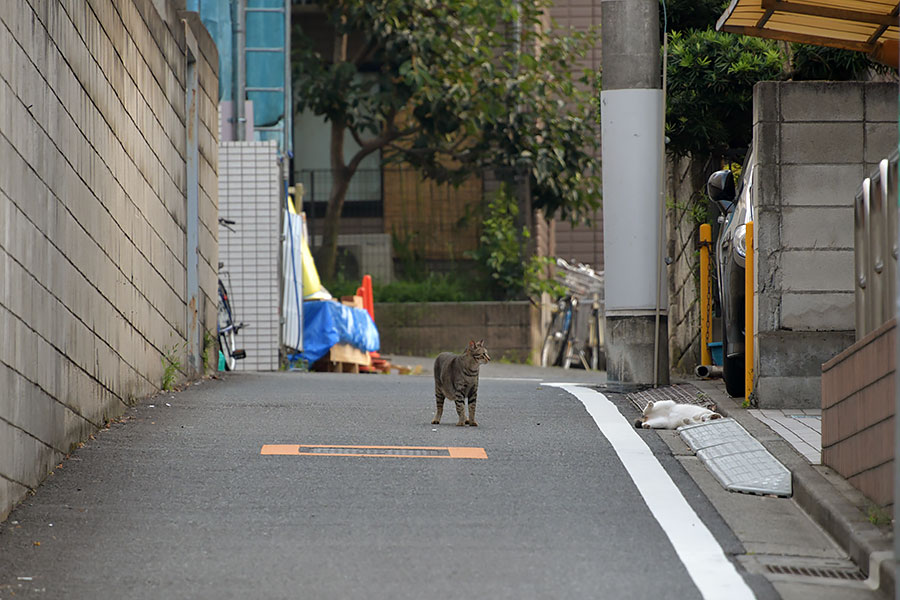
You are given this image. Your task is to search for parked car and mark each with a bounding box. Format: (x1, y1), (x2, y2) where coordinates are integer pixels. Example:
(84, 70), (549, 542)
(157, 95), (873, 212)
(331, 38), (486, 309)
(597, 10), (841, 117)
(706, 148), (755, 398)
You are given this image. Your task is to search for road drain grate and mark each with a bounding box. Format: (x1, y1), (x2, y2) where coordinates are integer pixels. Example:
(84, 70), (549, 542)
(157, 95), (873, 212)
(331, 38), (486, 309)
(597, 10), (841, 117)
(302, 447), (449, 456)
(626, 383), (717, 413)
(765, 564), (866, 581)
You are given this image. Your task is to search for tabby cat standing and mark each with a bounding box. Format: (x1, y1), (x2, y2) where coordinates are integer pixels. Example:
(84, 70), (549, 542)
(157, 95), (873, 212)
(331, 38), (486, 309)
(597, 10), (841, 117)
(432, 340), (491, 426)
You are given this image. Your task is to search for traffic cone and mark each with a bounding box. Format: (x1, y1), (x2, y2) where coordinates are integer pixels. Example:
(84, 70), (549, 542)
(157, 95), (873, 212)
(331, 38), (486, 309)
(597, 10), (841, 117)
(361, 274), (375, 321)
(358, 274), (389, 372)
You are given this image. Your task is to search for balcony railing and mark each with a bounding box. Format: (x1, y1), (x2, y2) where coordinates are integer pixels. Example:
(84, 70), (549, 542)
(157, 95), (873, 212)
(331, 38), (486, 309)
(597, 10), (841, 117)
(854, 152), (899, 339)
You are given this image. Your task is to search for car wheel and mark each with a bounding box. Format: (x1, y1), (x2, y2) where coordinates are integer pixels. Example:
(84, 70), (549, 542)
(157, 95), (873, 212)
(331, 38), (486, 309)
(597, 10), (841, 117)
(721, 325), (745, 398)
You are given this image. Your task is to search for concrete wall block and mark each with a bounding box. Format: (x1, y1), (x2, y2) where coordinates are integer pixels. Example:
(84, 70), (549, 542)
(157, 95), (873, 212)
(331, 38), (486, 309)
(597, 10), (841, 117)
(0, 365), (67, 452)
(755, 375), (823, 408)
(0, 477), (29, 523)
(781, 122), (865, 164)
(780, 164), (865, 207)
(780, 249), (854, 292)
(752, 81), (781, 124)
(781, 292), (854, 331)
(376, 302), (538, 358)
(780, 82), (864, 122)
(0, 419), (60, 492)
(752, 122), (781, 168)
(756, 289), (782, 332)
(865, 121), (899, 165)
(782, 206), (853, 249)
(758, 329), (854, 377)
(864, 82), (900, 122)
(752, 162), (780, 207)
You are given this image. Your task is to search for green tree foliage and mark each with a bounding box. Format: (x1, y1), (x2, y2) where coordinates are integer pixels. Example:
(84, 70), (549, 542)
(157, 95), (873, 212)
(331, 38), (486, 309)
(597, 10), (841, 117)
(660, 0), (724, 33)
(788, 44), (879, 81)
(467, 185), (565, 301)
(293, 0), (600, 280)
(665, 29), (783, 159)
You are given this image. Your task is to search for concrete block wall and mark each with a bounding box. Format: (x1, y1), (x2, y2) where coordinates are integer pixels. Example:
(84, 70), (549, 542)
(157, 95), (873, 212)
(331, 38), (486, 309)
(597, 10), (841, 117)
(376, 301), (542, 364)
(0, 1), (219, 521)
(665, 153), (710, 375)
(752, 81), (897, 407)
(218, 141), (282, 371)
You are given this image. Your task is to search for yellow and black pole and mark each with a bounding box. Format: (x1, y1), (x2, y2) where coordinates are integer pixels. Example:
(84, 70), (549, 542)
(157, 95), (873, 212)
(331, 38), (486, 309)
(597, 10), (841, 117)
(745, 221), (754, 405)
(699, 224), (712, 367)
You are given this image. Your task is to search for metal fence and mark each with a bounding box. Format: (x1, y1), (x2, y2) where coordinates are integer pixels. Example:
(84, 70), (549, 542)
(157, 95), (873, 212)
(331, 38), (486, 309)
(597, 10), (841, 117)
(854, 152), (899, 340)
(296, 168), (486, 266)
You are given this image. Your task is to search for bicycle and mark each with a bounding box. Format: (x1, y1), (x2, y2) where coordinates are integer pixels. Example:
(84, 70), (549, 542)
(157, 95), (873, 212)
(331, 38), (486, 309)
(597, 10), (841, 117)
(217, 218), (247, 370)
(540, 258), (605, 370)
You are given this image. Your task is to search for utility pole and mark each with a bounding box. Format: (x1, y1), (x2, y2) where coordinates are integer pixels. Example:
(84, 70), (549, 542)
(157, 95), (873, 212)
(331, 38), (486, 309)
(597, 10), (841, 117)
(600, 0), (669, 389)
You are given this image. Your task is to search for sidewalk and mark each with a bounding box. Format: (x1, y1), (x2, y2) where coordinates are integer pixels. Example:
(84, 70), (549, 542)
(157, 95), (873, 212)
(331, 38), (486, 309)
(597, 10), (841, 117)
(690, 377), (895, 599)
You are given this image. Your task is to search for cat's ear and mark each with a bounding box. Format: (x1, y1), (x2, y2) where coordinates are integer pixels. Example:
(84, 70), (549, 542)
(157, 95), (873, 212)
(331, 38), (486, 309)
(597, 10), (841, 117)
(477, 339), (484, 346)
(468, 340), (476, 348)
(645, 401), (654, 411)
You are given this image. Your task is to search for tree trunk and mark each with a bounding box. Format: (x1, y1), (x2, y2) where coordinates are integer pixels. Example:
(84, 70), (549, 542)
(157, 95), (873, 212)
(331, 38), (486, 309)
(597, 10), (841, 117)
(317, 119), (353, 282)
(318, 168), (352, 282)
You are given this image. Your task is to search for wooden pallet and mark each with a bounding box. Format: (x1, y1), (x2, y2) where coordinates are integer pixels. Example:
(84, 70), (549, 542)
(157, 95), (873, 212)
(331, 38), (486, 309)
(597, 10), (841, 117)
(313, 342), (371, 373)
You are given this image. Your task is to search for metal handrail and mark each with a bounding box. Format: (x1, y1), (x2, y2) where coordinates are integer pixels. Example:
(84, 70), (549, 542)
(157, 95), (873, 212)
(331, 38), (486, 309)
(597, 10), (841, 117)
(855, 151), (899, 340)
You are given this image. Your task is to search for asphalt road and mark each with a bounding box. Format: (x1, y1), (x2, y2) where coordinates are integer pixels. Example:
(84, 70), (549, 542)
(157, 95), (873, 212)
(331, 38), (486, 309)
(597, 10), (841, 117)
(0, 367), (776, 599)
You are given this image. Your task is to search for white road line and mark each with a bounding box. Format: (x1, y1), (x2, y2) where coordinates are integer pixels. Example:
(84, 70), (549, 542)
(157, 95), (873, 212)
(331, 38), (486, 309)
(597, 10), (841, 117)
(547, 383), (756, 600)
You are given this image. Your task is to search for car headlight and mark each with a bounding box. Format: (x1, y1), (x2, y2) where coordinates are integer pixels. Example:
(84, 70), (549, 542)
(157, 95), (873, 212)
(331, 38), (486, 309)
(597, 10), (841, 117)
(734, 223), (747, 258)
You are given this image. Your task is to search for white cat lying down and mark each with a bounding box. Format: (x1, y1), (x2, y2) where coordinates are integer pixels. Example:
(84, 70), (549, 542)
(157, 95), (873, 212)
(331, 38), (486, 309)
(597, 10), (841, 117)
(634, 399), (722, 429)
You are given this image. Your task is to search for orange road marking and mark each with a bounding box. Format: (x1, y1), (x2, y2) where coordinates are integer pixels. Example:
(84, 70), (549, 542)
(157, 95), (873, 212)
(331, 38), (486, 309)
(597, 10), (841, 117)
(260, 444), (487, 459)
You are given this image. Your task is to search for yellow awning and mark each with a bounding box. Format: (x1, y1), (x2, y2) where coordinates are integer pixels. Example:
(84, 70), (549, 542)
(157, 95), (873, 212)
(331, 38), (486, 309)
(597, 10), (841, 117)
(717, 0), (899, 66)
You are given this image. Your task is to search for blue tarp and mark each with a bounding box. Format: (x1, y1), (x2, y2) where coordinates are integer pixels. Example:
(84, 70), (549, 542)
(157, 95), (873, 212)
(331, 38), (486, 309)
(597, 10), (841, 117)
(300, 301), (380, 365)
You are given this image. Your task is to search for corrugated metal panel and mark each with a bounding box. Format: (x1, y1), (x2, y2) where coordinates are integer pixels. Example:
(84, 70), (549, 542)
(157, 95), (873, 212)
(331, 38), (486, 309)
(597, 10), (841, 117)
(219, 141), (282, 371)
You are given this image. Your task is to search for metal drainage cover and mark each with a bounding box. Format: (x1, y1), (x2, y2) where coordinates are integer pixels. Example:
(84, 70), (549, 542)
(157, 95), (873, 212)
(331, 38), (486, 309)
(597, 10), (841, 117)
(678, 418), (792, 497)
(765, 563), (865, 581)
(626, 383), (716, 413)
(302, 447), (448, 457)
(738, 555), (868, 585)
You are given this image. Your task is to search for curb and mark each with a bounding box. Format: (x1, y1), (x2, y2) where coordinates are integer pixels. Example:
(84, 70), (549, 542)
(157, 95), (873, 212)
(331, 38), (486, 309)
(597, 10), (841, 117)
(689, 378), (895, 598)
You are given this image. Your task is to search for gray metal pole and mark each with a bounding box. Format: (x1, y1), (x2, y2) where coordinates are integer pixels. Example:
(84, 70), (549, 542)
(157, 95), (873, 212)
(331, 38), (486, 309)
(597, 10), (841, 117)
(600, 0), (668, 389)
(284, 0), (292, 156)
(236, 0), (246, 141)
(184, 26), (201, 374)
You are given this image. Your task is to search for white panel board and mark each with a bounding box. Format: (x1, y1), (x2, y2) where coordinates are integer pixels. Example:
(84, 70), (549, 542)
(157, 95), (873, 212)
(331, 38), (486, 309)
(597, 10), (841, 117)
(600, 88), (666, 312)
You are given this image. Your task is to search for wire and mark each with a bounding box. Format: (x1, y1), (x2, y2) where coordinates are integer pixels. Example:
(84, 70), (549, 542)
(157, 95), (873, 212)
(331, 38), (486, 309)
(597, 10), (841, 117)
(653, 0), (669, 387)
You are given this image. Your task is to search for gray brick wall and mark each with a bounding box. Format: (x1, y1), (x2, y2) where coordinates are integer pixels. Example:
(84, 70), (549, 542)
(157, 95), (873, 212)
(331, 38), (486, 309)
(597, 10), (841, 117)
(0, 0), (219, 520)
(752, 81), (896, 407)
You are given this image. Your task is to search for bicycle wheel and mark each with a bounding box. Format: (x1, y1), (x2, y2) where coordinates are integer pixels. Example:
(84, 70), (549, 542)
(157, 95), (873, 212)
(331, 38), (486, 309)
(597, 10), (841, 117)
(219, 328), (237, 371)
(218, 283), (237, 371)
(540, 304), (572, 367)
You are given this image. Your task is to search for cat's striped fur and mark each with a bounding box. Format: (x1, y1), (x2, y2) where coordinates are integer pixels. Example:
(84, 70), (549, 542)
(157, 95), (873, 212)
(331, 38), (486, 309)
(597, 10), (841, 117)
(432, 340), (491, 426)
